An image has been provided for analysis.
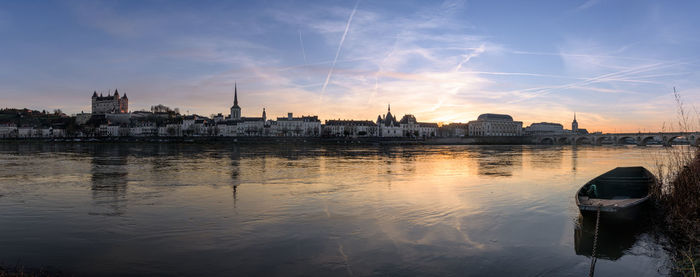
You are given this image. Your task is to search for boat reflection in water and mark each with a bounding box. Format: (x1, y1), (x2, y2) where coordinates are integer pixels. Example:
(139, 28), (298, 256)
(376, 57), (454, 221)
(574, 214), (650, 260)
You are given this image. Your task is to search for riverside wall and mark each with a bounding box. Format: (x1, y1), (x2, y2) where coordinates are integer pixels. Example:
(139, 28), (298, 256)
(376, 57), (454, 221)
(0, 136), (533, 145)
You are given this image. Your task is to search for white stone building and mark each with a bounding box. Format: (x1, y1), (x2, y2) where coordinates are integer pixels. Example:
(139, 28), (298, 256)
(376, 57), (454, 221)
(236, 118), (266, 136)
(159, 124), (182, 137)
(182, 115), (212, 136)
(397, 114), (438, 138)
(438, 123), (468, 137)
(216, 121), (238, 137)
(17, 127), (34, 138)
(323, 120), (377, 137)
(375, 106), (438, 138)
(523, 122), (564, 135)
(52, 128), (66, 137)
(468, 113), (523, 136)
(39, 128), (52, 137)
(275, 113), (321, 137)
(130, 123), (158, 137)
(376, 105), (403, 137)
(418, 122), (439, 137)
(107, 124), (129, 137)
(0, 124), (17, 138)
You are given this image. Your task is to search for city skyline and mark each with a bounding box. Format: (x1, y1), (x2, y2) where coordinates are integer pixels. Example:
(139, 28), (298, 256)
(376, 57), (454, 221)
(2, 1), (700, 132)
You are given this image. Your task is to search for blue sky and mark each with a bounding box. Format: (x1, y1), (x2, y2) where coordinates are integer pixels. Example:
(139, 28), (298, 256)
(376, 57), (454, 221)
(1, 0), (699, 132)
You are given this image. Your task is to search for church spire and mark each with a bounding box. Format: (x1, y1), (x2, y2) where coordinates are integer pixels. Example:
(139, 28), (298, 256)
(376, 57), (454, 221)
(230, 82), (242, 121)
(572, 112), (579, 134)
(388, 104), (391, 113)
(233, 82), (239, 107)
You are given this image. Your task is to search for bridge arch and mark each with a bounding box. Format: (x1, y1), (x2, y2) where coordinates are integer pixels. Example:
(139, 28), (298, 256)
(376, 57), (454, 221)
(575, 136), (592, 145)
(594, 136), (609, 145)
(539, 137), (555, 145)
(616, 136), (637, 145)
(557, 137), (569, 145)
(637, 136), (656, 146)
(664, 135), (689, 146)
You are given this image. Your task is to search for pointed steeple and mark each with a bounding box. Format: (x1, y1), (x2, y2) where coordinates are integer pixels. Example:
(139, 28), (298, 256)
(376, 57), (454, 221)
(573, 112), (577, 122)
(92, 91), (97, 98)
(262, 108), (267, 121)
(122, 93), (127, 99)
(233, 82), (239, 107)
(114, 89), (119, 97)
(230, 82), (242, 120)
(385, 103), (394, 125)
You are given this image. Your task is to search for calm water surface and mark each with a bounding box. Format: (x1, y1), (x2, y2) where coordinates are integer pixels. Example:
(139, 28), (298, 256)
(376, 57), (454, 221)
(0, 144), (672, 276)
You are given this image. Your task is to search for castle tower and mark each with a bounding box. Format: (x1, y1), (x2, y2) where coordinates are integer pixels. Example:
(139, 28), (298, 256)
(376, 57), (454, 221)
(91, 89), (128, 115)
(572, 113), (579, 134)
(230, 83), (241, 120)
(120, 92), (129, 113)
(262, 108), (266, 122)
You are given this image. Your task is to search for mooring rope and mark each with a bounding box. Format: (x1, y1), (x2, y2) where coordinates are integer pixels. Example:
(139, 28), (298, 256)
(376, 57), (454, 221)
(588, 206), (601, 277)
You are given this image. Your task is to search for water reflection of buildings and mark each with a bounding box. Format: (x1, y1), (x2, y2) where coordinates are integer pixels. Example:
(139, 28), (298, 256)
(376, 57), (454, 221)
(230, 146), (241, 208)
(90, 145), (129, 216)
(473, 146), (524, 177)
(525, 146), (564, 170)
(572, 145), (579, 172)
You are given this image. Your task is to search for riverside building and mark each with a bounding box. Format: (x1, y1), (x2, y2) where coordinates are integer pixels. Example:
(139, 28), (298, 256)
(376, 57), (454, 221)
(276, 113), (321, 137)
(323, 120), (377, 137)
(376, 105), (438, 138)
(468, 113), (523, 136)
(376, 105), (402, 137)
(523, 122), (564, 135)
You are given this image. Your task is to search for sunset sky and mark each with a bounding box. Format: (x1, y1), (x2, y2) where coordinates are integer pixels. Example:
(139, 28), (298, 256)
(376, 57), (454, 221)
(1, 0), (699, 132)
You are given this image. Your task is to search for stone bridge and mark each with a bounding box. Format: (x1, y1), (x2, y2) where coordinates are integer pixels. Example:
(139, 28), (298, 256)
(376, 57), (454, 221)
(531, 132), (700, 146)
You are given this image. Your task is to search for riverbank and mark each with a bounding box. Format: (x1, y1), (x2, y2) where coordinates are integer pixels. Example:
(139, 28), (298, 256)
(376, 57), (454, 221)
(0, 136), (530, 145)
(652, 148), (700, 275)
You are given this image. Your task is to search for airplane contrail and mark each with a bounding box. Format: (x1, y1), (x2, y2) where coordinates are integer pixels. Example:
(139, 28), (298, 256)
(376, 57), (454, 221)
(298, 30), (308, 65)
(506, 60), (691, 104)
(320, 0), (359, 101)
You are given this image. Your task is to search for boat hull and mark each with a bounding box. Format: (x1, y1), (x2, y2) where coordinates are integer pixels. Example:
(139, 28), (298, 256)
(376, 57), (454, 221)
(578, 198), (649, 221)
(575, 166), (655, 221)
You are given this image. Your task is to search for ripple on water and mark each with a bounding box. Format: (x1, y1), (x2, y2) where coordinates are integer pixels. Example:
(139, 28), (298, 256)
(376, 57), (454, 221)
(0, 144), (673, 276)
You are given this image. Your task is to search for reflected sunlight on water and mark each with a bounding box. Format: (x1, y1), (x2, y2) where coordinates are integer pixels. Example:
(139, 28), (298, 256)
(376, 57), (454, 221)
(0, 143), (672, 276)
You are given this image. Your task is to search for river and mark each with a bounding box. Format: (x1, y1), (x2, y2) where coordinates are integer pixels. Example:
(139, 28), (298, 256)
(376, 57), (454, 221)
(0, 143), (673, 276)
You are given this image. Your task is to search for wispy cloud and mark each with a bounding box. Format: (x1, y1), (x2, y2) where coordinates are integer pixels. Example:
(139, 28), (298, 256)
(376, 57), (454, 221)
(575, 0), (602, 11)
(3, 0), (700, 132)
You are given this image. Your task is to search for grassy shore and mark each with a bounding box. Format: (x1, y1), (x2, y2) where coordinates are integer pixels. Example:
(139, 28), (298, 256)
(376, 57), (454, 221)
(651, 91), (700, 276)
(652, 148), (700, 276)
